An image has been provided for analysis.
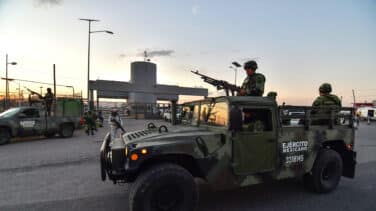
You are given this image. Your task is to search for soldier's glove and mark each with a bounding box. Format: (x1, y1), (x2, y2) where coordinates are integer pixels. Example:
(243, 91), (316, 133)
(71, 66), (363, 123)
(239, 89), (247, 96)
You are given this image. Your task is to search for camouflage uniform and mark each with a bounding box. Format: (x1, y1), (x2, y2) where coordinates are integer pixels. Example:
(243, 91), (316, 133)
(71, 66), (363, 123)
(241, 60), (265, 96)
(241, 73), (265, 96)
(44, 91), (53, 116)
(311, 83), (341, 124)
(312, 94), (341, 107)
(312, 83), (341, 107)
(84, 111), (96, 135)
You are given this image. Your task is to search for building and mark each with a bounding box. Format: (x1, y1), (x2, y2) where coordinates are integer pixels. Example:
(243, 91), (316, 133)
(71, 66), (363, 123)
(88, 61), (208, 118)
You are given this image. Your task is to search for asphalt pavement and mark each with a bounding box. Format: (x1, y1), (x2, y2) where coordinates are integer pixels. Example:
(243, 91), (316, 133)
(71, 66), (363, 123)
(0, 120), (375, 211)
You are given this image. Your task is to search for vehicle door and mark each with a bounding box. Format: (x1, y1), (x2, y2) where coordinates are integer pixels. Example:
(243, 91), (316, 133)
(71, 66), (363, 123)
(18, 108), (43, 136)
(231, 106), (277, 175)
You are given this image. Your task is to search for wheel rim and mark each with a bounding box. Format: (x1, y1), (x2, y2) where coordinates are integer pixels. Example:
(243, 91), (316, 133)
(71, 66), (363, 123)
(151, 184), (184, 211)
(62, 126), (72, 136)
(0, 130), (10, 144)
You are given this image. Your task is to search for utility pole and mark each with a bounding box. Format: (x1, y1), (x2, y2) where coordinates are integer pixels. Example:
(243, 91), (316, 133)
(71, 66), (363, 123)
(352, 89), (356, 107)
(17, 83), (21, 107)
(5, 54), (17, 109)
(53, 64), (56, 116)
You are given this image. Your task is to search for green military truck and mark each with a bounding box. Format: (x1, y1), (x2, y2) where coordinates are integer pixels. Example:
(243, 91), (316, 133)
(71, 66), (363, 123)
(0, 106), (79, 145)
(100, 96), (356, 211)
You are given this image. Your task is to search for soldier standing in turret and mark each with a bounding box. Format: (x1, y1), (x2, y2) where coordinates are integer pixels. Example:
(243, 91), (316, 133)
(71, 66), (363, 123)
(239, 60), (266, 96)
(43, 88), (54, 116)
(312, 83), (341, 107)
(32, 87), (53, 116)
(311, 83), (341, 125)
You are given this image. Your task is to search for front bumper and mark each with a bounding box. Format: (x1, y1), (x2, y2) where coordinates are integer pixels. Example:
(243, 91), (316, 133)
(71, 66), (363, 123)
(100, 136), (138, 183)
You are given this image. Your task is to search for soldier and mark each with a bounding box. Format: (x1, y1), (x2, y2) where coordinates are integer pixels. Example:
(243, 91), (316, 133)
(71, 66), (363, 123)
(108, 109), (123, 126)
(85, 110), (96, 136)
(97, 110), (104, 127)
(239, 60), (265, 96)
(312, 83), (341, 107)
(89, 110), (98, 132)
(311, 83), (341, 125)
(109, 109), (124, 139)
(83, 112), (90, 135)
(34, 88), (53, 116)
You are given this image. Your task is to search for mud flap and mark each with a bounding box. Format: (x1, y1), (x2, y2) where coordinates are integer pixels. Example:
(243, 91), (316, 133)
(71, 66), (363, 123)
(100, 152), (107, 181)
(100, 133), (111, 181)
(343, 151), (356, 178)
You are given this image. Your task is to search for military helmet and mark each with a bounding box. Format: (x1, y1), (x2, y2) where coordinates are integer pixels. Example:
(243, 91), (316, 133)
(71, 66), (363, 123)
(244, 60), (258, 70)
(319, 83), (332, 94)
(267, 91), (277, 99)
(111, 108), (119, 116)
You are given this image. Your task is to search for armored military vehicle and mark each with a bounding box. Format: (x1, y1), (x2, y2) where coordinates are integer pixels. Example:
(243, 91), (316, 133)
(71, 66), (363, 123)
(100, 96), (356, 211)
(0, 106), (79, 145)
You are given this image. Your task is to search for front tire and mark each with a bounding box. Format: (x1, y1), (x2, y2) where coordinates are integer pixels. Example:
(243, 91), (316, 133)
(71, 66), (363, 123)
(309, 149), (343, 193)
(0, 128), (11, 145)
(59, 124), (74, 138)
(45, 132), (56, 138)
(129, 163), (198, 211)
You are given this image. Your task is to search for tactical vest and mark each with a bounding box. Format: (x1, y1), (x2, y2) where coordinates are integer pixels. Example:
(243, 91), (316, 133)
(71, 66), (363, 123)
(241, 73), (265, 96)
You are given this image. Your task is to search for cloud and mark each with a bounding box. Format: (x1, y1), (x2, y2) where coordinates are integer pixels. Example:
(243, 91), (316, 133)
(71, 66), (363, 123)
(239, 57), (261, 63)
(34, 0), (63, 7)
(137, 49), (175, 58)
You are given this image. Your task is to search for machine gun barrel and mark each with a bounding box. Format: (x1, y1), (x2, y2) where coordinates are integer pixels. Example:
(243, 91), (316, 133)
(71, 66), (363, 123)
(191, 70), (241, 96)
(24, 87), (43, 98)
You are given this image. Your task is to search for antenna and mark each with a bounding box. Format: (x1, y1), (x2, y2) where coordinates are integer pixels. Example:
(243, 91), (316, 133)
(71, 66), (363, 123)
(144, 50), (149, 62)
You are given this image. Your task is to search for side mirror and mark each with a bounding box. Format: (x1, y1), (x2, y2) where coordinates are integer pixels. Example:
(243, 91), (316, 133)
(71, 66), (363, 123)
(229, 105), (242, 133)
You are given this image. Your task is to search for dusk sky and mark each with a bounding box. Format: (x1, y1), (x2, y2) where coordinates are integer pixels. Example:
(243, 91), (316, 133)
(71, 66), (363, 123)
(0, 0), (375, 105)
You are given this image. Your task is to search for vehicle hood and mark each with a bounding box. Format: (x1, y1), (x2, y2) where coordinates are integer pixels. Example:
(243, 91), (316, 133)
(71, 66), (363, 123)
(0, 117), (13, 124)
(122, 125), (221, 146)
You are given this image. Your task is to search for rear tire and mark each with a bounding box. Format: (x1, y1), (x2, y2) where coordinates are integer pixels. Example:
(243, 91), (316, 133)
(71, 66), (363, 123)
(0, 128), (11, 145)
(45, 132), (56, 138)
(59, 124), (74, 138)
(309, 149), (343, 193)
(129, 163), (198, 211)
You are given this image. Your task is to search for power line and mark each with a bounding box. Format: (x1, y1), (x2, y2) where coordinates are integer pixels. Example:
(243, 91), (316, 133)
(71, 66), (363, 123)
(4, 77), (72, 87)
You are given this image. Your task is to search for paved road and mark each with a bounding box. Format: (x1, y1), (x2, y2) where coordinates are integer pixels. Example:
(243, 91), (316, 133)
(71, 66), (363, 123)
(0, 120), (375, 211)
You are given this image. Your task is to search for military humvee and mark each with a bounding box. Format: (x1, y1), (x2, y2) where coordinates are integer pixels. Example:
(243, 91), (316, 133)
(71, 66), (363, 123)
(0, 106), (79, 145)
(100, 96), (356, 211)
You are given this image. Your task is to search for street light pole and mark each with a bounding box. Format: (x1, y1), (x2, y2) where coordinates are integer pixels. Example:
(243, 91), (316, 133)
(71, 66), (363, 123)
(229, 66), (237, 86)
(230, 61), (242, 86)
(5, 54), (8, 109)
(79, 18), (113, 110)
(65, 86), (75, 98)
(87, 20), (92, 109)
(5, 54), (17, 109)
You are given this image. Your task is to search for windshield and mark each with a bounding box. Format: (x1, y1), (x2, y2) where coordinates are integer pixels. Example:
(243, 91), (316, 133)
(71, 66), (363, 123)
(191, 105), (200, 126)
(0, 108), (21, 118)
(181, 100), (229, 127)
(200, 102), (228, 127)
